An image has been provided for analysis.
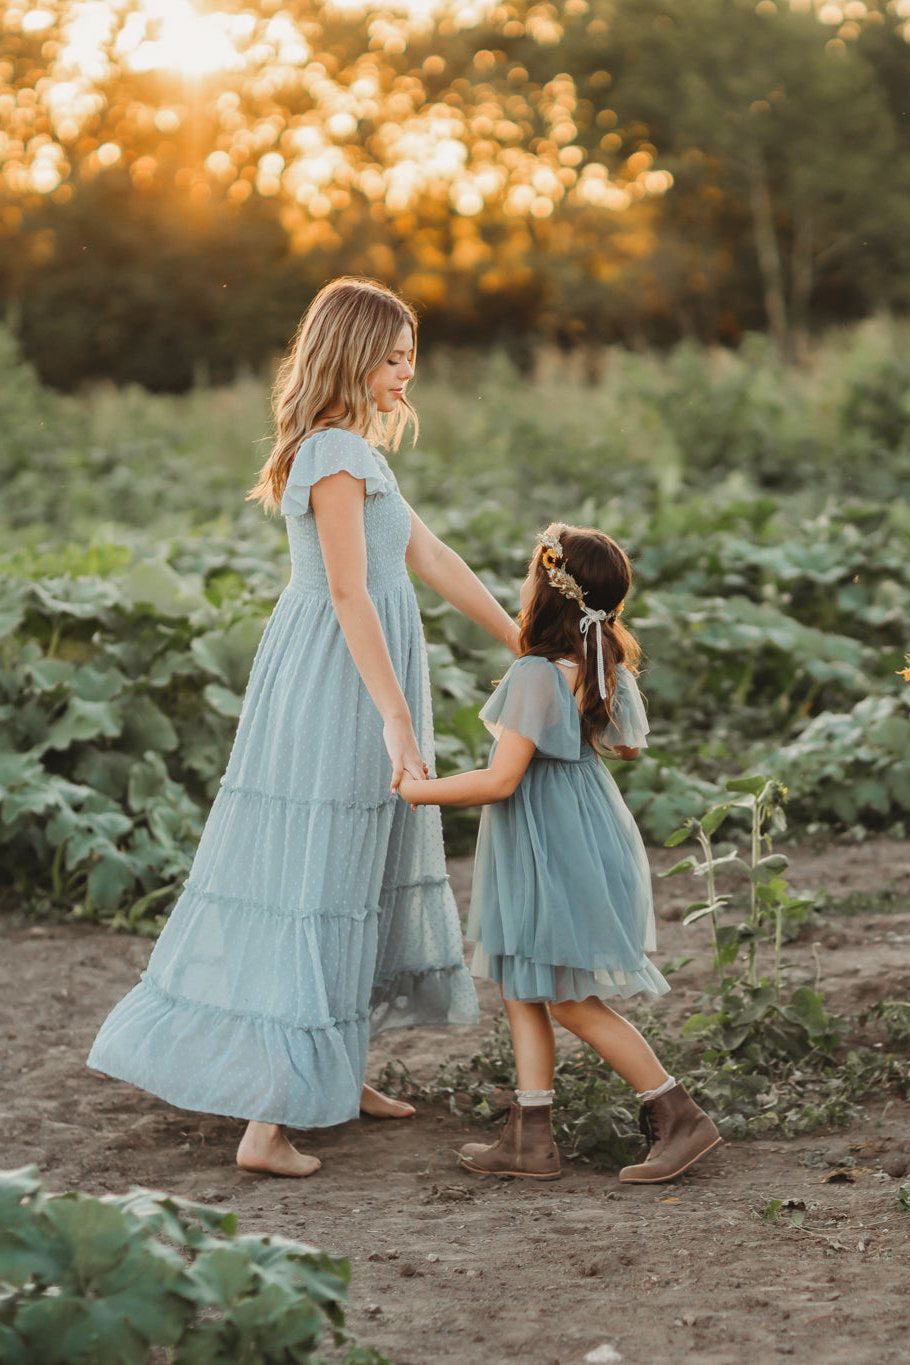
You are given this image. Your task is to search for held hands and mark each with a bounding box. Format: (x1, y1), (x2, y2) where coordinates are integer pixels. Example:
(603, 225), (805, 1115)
(383, 715), (428, 794)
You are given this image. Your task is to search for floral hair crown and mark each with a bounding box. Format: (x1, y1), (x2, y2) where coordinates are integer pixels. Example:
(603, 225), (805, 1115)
(536, 527), (624, 700)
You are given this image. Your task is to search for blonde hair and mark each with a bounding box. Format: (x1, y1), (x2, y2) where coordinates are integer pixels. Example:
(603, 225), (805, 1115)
(248, 276), (418, 510)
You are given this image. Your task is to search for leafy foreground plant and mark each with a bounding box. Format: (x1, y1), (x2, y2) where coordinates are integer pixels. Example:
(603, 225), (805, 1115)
(383, 778), (910, 1169)
(0, 1168), (387, 1365)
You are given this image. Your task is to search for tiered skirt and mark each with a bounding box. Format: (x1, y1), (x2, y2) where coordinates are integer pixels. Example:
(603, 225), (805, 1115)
(88, 574), (477, 1128)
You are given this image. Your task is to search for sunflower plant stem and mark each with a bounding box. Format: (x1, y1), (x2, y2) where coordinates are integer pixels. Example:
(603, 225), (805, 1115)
(748, 798), (762, 986)
(773, 904), (784, 997)
(696, 826), (721, 966)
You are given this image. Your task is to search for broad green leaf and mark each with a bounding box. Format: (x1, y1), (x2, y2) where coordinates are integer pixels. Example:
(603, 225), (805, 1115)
(186, 1247), (256, 1308)
(750, 853), (790, 883)
(700, 803), (731, 836)
(44, 698), (124, 751)
(203, 683), (243, 719)
(724, 775), (766, 797)
(659, 856), (696, 879)
(190, 619), (264, 691)
(70, 663), (128, 702)
(88, 855), (136, 910)
(122, 560), (206, 617)
(0, 1325), (28, 1365)
(121, 696), (178, 753)
(13, 1297), (97, 1365)
(42, 1195), (135, 1283)
(0, 584), (27, 641)
(27, 658), (75, 692)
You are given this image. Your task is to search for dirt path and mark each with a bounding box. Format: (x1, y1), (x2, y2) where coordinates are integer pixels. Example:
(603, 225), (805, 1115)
(2, 839), (910, 1364)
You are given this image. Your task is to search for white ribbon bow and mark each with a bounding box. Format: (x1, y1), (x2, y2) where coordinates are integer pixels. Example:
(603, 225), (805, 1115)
(579, 605), (608, 700)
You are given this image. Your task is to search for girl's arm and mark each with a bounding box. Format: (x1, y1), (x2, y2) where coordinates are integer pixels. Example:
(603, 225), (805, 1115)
(405, 505), (520, 654)
(399, 728), (535, 808)
(311, 471), (425, 789)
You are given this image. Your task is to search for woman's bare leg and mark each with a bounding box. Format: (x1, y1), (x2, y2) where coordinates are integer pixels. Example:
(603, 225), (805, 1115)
(504, 998), (556, 1090)
(236, 1122), (321, 1177)
(548, 997), (669, 1093)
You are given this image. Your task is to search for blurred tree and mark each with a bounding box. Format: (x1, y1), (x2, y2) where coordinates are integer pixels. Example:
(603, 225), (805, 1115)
(604, 0), (910, 357)
(0, 0), (908, 385)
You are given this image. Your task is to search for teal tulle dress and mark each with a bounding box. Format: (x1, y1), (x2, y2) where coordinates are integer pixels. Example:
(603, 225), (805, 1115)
(88, 428), (478, 1129)
(467, 655), (670, 1002)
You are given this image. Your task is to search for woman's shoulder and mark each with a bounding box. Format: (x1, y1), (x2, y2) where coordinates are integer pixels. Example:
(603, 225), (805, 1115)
(298, 426), (374, 456)
(282, 428), (388, 517)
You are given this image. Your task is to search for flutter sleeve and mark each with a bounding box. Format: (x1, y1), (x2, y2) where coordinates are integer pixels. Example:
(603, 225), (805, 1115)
(479, 656), (581, 761)
(602, 663), (650, 750)
(280, 428), (389, 518)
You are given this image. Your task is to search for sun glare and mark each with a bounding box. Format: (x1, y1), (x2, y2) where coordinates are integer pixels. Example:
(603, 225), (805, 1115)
(116, 0), (250, 76)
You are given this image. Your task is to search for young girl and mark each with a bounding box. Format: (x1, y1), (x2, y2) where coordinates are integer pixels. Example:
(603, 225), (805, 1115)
(399, 523), (721, 1183)
(88, 277), (520, 1177)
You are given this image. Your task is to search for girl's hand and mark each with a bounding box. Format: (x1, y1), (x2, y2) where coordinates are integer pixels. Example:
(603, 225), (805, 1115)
(383, 716), (429, 792)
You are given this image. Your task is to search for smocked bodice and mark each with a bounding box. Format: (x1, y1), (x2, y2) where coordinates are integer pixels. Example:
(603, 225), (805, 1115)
(282, 440), (413, 598)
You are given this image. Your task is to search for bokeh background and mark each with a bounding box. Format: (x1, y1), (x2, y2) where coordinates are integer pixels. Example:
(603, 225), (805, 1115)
(4, 0), (910, 384)
(2, 0), (910, 923)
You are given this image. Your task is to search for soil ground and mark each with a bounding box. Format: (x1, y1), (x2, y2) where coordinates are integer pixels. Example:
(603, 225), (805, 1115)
(2, 838), (910, 1364)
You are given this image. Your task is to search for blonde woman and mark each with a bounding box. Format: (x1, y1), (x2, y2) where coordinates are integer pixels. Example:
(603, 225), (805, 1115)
(88, 277), (518, 1176)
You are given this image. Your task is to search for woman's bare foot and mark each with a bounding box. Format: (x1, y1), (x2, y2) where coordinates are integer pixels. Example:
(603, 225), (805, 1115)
(236, 1121), (321, 1177)
(359, 1083), (416, 1119)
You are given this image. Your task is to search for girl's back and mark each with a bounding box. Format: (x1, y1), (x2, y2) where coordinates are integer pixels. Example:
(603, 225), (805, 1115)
(467, 653), (668, 1004)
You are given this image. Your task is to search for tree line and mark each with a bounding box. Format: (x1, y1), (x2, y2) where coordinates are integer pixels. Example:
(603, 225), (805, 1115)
(2, 0), (909, 389)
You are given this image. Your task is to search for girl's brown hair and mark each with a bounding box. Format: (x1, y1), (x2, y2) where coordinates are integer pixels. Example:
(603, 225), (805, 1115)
(519, 522), (643, 752)
(248, 276), (418, 511)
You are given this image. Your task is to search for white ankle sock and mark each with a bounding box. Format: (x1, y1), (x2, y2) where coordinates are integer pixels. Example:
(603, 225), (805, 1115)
(516, 1088), (555, 1107)
(638, 1075), (676, 1103)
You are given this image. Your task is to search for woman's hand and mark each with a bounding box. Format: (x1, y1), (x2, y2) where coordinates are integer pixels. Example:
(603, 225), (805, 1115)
(397, 773), (424, 809)
(384, 716), (429, 793)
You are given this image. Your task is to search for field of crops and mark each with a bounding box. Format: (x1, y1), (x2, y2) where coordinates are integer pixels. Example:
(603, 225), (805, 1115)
(4, 318), (910, 1362)
(3, 318), (910, 927)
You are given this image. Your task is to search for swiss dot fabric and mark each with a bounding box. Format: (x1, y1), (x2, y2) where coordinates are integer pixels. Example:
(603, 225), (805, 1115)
(467, 655), (669, 1004)
(88, 428), (478, 1128)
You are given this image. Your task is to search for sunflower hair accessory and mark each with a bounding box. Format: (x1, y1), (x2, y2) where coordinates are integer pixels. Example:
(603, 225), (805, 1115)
(536, 528), (623, 700)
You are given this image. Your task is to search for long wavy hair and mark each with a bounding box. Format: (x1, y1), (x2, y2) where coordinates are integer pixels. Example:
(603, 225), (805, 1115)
(247, 277), (418, 511)
(519, 522), (643, 752)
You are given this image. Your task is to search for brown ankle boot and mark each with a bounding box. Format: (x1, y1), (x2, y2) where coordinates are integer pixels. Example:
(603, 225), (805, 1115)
(619, 1082), (721, 1184)
(459, 1101), (561, 1180)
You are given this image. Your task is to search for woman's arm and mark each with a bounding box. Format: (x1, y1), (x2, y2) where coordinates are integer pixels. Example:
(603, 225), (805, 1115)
(311, 471), (425, 789)
(405, 505), (520, 654)
(399, 728), (535, 808)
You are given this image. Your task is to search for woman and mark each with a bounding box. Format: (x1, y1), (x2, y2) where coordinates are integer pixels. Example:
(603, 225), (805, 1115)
(88, 277), (519, 1176)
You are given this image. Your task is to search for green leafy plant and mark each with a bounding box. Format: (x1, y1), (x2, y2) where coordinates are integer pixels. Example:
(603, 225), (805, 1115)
(752, 1197), (806, 1228)
(3, 328), (910, 924)
(0, 1167), (387, 1365)
(662, 775), (818, 991)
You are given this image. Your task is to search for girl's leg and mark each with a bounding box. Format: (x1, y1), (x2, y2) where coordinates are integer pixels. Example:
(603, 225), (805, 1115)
(548, 997), (669, 1093)
(236, 1122), (321, 1177)
(503, 998), (556, 1090)
(548, 997), (721, 1183)
(459, 997), (560, 1179)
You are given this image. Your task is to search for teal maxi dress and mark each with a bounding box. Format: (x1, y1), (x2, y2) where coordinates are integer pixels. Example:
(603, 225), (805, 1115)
(88, 429), (478, 1129)
(467, 655), (671, 1003)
